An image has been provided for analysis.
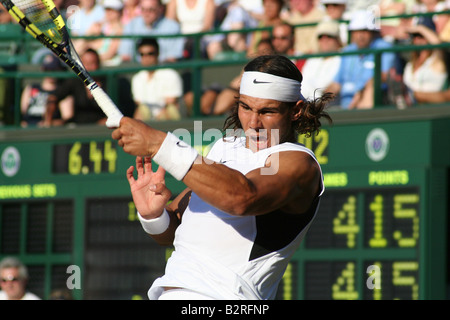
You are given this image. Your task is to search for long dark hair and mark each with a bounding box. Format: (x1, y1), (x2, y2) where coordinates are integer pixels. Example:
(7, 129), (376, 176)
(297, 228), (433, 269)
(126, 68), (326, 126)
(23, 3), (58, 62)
(223, 55), (333, 138)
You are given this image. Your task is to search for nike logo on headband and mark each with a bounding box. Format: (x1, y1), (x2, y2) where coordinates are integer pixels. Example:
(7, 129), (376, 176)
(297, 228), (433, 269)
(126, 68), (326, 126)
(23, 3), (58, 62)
(253, 79), (272, 84)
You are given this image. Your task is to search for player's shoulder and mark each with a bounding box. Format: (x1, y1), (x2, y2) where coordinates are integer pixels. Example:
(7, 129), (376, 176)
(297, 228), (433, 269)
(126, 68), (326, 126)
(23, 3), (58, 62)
(269, 142), (316, 158)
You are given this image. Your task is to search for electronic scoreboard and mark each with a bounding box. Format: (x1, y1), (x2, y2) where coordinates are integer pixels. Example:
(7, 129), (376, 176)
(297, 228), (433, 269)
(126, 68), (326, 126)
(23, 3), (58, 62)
(0, 110), (448, 300)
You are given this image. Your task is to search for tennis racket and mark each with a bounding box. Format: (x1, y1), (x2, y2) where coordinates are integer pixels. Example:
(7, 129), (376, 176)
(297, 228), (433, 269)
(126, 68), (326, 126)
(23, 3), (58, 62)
(0, 0), (123, 127)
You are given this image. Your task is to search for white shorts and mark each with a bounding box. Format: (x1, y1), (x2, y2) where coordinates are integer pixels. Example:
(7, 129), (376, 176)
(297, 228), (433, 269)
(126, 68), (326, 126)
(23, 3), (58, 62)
(158, 288), (215, 300)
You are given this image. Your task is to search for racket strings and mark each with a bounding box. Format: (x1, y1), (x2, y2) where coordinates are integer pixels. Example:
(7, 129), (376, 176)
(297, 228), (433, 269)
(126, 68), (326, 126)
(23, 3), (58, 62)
(12, 0), (62, 43)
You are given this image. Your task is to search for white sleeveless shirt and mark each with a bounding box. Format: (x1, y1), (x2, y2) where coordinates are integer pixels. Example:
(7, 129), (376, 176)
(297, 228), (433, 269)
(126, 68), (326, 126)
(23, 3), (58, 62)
(176, 0), (208, 34)
(148, 136), (324, 300)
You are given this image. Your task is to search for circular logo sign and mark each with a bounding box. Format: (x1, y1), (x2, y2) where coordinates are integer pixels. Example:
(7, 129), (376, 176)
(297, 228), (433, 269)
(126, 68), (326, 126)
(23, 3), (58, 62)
(1, 146), (21, 177)
(365, 128), (389, 162)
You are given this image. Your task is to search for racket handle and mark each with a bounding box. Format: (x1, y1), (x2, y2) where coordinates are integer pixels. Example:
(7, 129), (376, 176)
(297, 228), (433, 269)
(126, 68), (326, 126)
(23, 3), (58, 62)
(88, 84), (124, 128)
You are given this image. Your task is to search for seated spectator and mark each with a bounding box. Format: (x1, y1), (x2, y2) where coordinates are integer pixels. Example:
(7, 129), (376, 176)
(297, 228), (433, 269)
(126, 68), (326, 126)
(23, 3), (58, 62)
(247, 0), (285, 57)
(271, 21), (296, 56)
(67, 0), (105, 36)
(0, 256), (41, 300)
(118, 0), (184, 63)
(270, 21), (305, 70)
(285, 0), (325, 54)
(326, 10), (397, 109)
(320, 0), (350, 45)
(20, 54), (68, 127)
(45, 48), (135, 126)
(166, 0), (216, 34)
(75, 0), (124, 66)
(165, 0), (216, 58)
(301, 20), (342, 101)
(121, 0), (141, 25)
(403, 16), (448, 104)
(131, 38), (183, 121)
(206, 0), (258, 60)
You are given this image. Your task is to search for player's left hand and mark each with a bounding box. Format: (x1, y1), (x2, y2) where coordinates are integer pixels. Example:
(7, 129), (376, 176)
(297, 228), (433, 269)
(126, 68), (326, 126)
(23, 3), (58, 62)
(127, 156), (171, 219)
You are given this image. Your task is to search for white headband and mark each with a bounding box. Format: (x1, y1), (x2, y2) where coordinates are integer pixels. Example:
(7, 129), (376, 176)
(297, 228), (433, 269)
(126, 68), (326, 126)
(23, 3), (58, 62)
(239, 71), (303, 102)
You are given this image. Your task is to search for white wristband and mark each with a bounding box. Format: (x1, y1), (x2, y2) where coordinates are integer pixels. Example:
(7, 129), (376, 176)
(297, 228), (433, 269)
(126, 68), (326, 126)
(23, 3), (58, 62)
(153, 132), (199, 180)
(137, 209), (170, 235)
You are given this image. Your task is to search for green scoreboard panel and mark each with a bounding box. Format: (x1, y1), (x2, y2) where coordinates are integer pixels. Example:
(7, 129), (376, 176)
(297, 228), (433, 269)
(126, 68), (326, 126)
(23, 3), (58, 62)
(0, 111), (448, 300)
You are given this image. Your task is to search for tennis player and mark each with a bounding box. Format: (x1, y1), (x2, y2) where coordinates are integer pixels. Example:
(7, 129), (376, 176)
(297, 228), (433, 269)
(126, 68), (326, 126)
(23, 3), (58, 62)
(112, 54), (333, 300)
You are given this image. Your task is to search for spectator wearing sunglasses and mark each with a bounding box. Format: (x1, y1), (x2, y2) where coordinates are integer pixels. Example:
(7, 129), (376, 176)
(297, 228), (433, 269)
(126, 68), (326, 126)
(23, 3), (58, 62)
(0, 257), (40, 300)
(131, 37), (183, 121)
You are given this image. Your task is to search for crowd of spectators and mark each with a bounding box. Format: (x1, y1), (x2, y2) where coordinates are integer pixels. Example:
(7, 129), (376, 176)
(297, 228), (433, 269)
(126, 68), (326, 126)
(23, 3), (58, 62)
(0, 0), (449, 126)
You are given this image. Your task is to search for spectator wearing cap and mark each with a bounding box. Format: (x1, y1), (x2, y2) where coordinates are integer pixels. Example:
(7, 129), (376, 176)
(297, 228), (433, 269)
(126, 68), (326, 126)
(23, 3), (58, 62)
(403, 16), (448, 103)
(325, 10), (397, 109)
(301, 19), (342, 101)
(320, 0), (350, 45)
(75, 0), (124, 66)
(20, 54), (69, 127)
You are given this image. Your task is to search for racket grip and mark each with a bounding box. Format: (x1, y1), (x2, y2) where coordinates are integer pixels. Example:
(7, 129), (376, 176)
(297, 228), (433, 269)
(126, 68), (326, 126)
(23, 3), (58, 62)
(89, 84), (124, 128)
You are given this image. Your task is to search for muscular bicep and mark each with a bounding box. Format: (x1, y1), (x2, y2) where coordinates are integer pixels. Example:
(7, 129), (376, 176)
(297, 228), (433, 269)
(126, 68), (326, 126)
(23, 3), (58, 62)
(184, 151), (321, 217)
(244, 151), (321, 215)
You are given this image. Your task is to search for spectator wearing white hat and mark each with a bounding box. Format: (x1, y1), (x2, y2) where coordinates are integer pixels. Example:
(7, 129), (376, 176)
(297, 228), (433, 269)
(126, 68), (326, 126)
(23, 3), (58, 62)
(325, 10), (397, 109)
(320, 0), (351, 45)
(301, 19), (342, 101)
